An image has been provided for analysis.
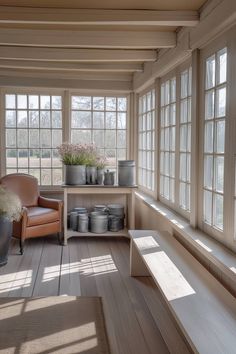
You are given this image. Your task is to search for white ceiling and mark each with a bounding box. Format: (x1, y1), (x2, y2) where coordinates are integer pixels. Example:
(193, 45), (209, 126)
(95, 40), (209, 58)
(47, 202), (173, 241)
(0, 0), (207, 87)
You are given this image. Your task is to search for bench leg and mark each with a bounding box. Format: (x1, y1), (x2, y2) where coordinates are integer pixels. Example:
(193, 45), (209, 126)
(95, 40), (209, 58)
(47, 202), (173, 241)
(130, 240), (150, 276)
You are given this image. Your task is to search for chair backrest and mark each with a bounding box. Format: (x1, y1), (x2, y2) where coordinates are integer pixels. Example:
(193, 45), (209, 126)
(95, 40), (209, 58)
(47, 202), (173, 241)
(0, 173), (39, 207)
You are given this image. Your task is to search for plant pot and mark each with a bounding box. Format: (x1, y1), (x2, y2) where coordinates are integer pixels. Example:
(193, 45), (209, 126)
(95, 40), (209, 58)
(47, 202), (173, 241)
(86, 166), (97, 185)
(0, 215), (12, 267)
(97, 168), (105, 185)
(65, 165), (86, 185)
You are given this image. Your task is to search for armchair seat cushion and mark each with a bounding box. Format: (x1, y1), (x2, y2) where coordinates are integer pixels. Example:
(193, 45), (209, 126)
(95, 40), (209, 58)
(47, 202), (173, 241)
(26, 207), (59, 227)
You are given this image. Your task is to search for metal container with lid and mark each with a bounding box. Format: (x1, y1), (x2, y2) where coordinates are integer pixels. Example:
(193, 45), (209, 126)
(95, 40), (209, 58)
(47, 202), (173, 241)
(118, 160), (136, 186)
(107, 204), (124, 217)
(77, 213), (89, 233)
(108, 215), (124, 232)
(90, 212), (108, 234)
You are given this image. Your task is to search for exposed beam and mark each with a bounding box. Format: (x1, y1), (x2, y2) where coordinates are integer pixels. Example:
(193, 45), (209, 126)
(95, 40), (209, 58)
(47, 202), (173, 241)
(0, 7), (199, 26)
(0, 46), (157, 62)
(0, 68), (133, 82)
(0, 59), (143, 72)
(0, 29), (176, 49)
(0, 75), (132, 92)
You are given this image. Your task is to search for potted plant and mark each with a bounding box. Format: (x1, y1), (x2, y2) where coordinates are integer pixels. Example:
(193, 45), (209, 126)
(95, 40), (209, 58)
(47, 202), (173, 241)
(86, 144), (99, 185)
(96, 156), (107, 185)
(57, 142), (89, 185)
(0, 186), (22, 266)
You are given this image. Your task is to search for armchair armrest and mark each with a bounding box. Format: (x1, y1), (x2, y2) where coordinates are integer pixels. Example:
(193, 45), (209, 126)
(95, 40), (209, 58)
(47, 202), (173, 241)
(38, 196), (63, 211)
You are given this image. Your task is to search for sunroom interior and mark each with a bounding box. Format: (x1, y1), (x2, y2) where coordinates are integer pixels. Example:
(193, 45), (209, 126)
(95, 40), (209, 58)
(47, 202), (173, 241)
(0, 0), (236, 353)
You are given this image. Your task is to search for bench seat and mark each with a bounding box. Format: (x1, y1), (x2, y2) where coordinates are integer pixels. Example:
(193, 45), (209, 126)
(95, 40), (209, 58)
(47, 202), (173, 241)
(129, 230), (236, 354)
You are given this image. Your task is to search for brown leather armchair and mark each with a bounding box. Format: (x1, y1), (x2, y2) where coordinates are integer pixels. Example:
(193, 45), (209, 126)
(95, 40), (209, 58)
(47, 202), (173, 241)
(0, 173), (63, 254)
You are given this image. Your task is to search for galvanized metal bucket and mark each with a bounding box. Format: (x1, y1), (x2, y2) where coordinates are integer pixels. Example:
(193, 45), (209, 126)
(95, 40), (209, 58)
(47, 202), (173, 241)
(77, 213), (89, 233)
(118, 160), (136, 186)
(90, 212), (108, 234)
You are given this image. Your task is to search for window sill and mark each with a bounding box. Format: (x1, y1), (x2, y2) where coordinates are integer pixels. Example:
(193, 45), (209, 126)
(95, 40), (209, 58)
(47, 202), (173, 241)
(135, 190), (236, 297)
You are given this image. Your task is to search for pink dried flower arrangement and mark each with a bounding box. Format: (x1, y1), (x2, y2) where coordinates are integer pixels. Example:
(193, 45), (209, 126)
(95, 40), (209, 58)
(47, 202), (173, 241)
(57, 142), (101, 166)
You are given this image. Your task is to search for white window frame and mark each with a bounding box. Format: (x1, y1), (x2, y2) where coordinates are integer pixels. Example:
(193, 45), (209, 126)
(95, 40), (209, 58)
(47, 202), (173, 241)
(158, 61), (192, 219)
(0, 88), (131, 190)
(138, 87), (156, 194)
(1, 87), (65, 190)
(199, 26), (236, 251)
(69, 92), (129, 173)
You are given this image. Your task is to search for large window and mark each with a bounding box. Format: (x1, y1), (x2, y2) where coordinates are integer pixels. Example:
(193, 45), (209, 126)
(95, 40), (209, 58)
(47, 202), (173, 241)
(179, 68), (192, 212)
(160, 78), (176, 203)
(203, 48), (227, 231)
(138, 89), (155, 191)
(71, 95), (127, 170)
(5, 94), (63, 185)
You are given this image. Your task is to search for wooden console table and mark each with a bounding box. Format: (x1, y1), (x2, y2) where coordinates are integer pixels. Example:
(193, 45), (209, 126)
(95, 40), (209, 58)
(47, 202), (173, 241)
(62, 185), (137, 245)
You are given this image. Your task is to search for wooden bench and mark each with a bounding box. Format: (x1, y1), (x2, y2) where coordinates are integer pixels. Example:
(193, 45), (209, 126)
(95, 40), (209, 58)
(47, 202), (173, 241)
(129, 230), (236, 354)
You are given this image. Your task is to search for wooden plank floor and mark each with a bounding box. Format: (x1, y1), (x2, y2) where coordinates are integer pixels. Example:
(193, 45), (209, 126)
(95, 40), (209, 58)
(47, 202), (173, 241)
(0, 236), (190, 354)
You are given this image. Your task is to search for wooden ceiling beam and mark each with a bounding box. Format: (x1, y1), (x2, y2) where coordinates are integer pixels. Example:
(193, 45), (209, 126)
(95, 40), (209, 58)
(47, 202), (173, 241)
(0, 7), (199, 26)
(0, 46), (157, 62)
(0, 29), (176, 49)
(0, 59), (144, 72)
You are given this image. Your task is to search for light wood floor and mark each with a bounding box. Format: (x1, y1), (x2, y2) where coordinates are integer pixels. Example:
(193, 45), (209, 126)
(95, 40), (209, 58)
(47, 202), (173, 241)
(0, 237), (190, 354)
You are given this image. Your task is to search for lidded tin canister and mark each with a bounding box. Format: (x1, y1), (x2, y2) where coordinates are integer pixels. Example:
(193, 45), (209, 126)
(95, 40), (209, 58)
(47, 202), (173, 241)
(90, 212), (108, 234)
(77, 213), (89, 233)
(118, 160), (136, 186)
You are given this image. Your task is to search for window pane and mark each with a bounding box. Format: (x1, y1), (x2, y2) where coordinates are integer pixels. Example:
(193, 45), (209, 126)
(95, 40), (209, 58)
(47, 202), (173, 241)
(41, 149), (51, 167)
(214, 156), (224, 193)
(18, 149), (28, 167)
(6, 149), (17, 167)
(105, 131), (116, 148)
(204, 121), (214, 153)
(71, 130), (91, 144)
(213, 194), (223, 230)
(117, 113), (126, 129)
(216, 87), (226, 117)
(40, 111), (50, 128)
(17, 95), (27, 109)
(180, 99), (188, 123)
(6, 129), (16, 148)
(41, 169), (51, 185)
(93, 111), (104, 129)
(6, 110), (16, 127)
(40, 95), (51, 109)
(205, 91), (215, 119)
(40, 130), (51, 148)
(206, 55), (215, 89)
(5, 94), (16, 109)
(181, 70), (188, 98)
(18, 129), (28, 148)
(29, 149), (40, 167)
(72, 111), (91, 129)
(204, 190), (212, 224)
(216, 120), (225, 153)
(93, 130), (104, 148)
(17, 111), (28, 127)
(51, 96), (62, 109)
(29, 95), (39, 109)
(180, 153), (187, 181)
(93, 97), (104, 111)
(204, 155), (213, 189)
(52, 130), (62, 148)
(29, 111), (39, 128)
(29, 129), (40, 148)
(218, 48), (227, 84)
(106, 112), (116, 129)
(106, 97), (116, 111)
(52, 111), (62, 128)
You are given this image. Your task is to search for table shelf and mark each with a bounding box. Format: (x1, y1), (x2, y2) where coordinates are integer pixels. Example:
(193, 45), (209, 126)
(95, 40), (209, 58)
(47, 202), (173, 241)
(62, 185), (137, 245)
(66, 228), (129, 239)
